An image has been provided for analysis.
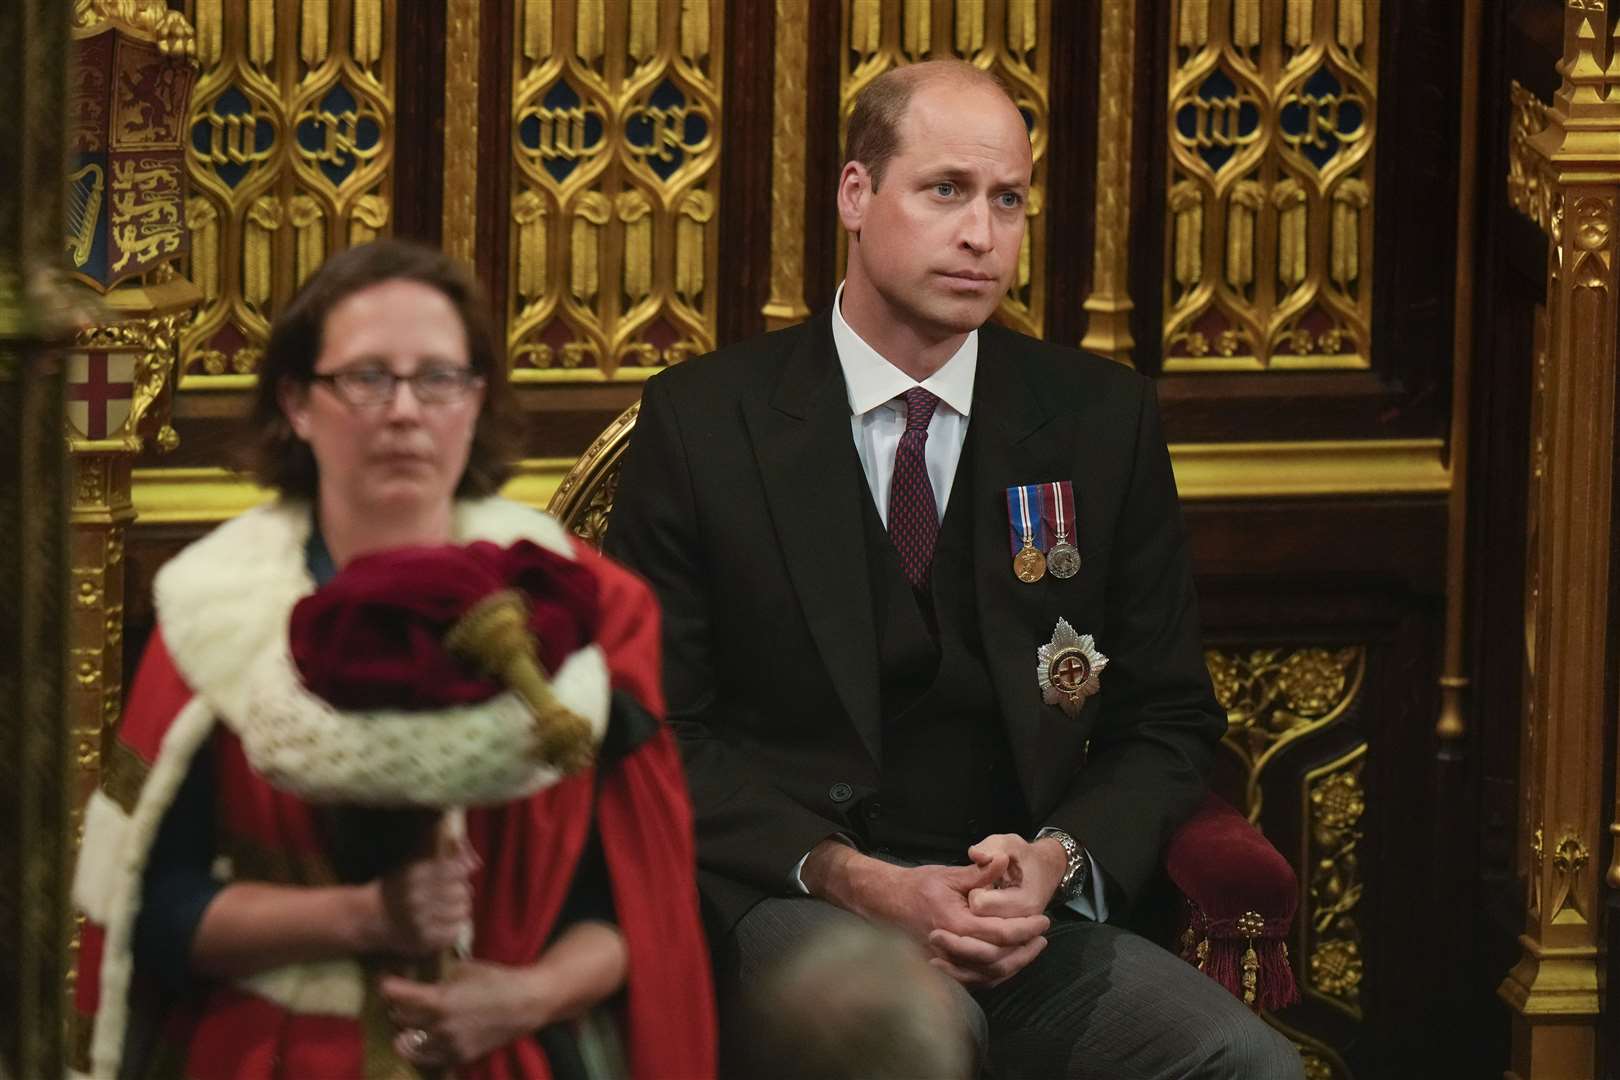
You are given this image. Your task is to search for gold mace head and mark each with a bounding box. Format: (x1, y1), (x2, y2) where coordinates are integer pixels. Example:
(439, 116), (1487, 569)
(444, 588), (597, 775)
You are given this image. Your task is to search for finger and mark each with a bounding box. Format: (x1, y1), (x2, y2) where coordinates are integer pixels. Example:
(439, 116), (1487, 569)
(945, 911), (1049, 947)
(378, 976), (442, 1018)
(928, 928), (1025, 968)
(947, 854), (1007, 892)
(968, 883), (1046, 918)
(967, 834), (1020, 864)
(982, 935), (1049, 987)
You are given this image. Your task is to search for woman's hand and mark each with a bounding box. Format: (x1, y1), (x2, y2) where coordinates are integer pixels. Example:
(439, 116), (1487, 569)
(382, 921), (629, 1069)
(361, 838), (479, 957)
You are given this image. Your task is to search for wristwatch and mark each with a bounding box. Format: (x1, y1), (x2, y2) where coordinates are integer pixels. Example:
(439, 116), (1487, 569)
(1036, 827), (1088, 905)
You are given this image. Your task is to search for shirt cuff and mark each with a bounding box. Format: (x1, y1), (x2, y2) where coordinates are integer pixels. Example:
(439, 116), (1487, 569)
(791, 834), (857, 894)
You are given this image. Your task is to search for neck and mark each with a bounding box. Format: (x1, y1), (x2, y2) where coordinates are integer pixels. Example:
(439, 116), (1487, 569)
(318, 491), (454, 568)
(840, 267), (969, 382)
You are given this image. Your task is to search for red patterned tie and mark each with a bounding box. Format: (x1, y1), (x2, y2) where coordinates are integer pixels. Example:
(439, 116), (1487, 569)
(888, 388), (942, 589)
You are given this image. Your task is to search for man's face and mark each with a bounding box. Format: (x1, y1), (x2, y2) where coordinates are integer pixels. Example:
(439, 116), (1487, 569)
(843, 81), (1033, 339)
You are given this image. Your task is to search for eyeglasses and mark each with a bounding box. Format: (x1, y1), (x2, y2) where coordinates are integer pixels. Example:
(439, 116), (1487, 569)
(310, 365), (484, 407)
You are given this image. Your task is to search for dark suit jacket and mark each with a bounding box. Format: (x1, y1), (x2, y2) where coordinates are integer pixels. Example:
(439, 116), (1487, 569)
(605, 312), (1225, 935)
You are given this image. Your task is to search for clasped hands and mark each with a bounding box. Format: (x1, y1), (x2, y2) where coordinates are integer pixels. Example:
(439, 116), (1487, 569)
(352, 838), (626, 1069)
(805, 833), (1069, 988)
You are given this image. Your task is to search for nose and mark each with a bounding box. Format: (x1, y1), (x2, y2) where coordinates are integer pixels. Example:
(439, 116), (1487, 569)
(959, 197), (993, 254)
(383, 376), (425, 421)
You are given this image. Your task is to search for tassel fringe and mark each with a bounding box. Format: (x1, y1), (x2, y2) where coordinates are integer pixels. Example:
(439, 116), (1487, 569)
(1177, 901), (1300, 1012)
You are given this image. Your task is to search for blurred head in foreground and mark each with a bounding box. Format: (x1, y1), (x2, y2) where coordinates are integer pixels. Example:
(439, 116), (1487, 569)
(738, 920), (975, 1080)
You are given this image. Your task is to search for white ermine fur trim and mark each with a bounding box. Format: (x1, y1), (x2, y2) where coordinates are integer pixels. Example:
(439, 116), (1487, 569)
(154, 497), (579, 726)
(235, 644), (610, 807)
(72, 792), (133, 925)
(235, 959), (366, 1018)
(91, 697), (219, 1080)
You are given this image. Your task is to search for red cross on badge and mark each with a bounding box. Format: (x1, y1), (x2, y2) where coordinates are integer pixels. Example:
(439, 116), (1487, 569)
(67, 351), (136, 441)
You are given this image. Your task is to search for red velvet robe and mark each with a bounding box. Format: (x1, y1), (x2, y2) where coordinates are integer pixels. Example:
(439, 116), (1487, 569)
(72, 538), (716, 1079)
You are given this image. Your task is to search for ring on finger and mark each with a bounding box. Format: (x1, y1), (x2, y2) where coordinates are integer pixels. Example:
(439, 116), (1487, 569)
(403, 1028), (431, 1056)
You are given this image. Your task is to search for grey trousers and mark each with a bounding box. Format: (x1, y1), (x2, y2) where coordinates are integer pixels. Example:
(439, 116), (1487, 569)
(729, 895), (1305, 1080)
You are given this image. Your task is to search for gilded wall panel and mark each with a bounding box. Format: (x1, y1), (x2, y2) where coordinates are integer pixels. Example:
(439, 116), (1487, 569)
(179, 0), (395, 387)
(1164, 0), (1378, 370)
(839, 0), (1051, 338)
(508, 0), (723, 381)
(1303, 745), (1366, 1020)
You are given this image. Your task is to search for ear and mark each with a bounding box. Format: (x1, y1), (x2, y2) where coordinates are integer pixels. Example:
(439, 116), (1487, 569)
(836, 161), (872, 236)
(277, 377), (312, 441)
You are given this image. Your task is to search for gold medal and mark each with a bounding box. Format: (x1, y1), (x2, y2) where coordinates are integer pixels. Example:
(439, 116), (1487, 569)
(1014, 542), (1046, 583)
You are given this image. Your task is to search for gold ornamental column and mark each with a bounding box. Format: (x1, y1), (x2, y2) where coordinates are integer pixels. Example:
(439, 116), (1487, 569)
(1497, 3), (1620, 1076)
(60, 6), (201, 1067)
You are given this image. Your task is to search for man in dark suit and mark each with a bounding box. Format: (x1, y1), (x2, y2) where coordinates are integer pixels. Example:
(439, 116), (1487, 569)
(606, 59), (1303, 1078)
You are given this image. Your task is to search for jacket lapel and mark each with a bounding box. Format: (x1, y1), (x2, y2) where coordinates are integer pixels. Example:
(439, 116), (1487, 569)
(742, 315), (884, 766)
(969, 333), (1077, 808)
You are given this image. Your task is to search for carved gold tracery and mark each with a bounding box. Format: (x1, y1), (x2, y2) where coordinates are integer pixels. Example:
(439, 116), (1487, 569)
(1164, 0), (1378, 370)
(1303, 745), (1365, 1020)
(1205, 645), (1365, 819)
(178, 0), (396, 387)
(838, 0), (1051, 338)
(507, 0), (723, 382)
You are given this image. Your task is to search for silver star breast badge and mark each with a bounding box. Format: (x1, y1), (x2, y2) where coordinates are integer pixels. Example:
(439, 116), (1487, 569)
(1037, 618), (1108, 719)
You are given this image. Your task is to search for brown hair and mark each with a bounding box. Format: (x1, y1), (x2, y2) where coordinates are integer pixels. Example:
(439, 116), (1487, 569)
(844, 60), (1016, 189)
(245, 238), (519, 498)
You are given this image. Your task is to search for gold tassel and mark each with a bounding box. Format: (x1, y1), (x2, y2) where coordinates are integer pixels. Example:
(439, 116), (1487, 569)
(1232, 0), (1260, 48)
(1180, 924), (1198, 962)
(289, 195), (324, 287)
(185, 196), (219, 302)
(1238, 911), (1265, 1008)
(249, 0), (276, 66)
(1286, 0), (1314, 48)
(571, 192), (611, 302)
(1007, 0), (1037, 54)
(1195, 937), (1210, 971)
(1179, 0), (1209, 49)
(628, 0), (658, 63)
(1338, 0), (1364, 51)
(617, 190), (652, 302)
(514, 190), (549, 302)
(244, 195), (283, 307)
(354, 0), (383, 65)
(851, 0), (881, 55)
(349, 193), (389, 245)
(524, 0), (553, 60)
(955, 0), (984, 54)
(680, 0), (710, 61)
(577, 0), (604, 61)
(301, 0), (329, 65)
(676, 189), (713, 300)
(195, 0), (223, 66)
(903, 0), (930, 57)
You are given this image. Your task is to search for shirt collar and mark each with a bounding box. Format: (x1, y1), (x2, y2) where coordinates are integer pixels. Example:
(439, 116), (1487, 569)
(831, 281), (977, 419)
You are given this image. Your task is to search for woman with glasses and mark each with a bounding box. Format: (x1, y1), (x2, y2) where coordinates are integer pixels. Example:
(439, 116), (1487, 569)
(69, 240), (715, 1079)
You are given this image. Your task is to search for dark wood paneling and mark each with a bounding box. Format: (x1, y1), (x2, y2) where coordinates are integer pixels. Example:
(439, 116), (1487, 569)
(1042, 0), (1098, 346)
(801, 0), (843, 316)
(714, 0), (775, 347)
(473, 0), (514, 328)
(391, 0), (446, 245)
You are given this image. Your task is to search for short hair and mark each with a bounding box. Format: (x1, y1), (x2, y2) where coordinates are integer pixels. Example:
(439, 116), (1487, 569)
(245, 238), (519, 499)
(844, 59), (1017, 189)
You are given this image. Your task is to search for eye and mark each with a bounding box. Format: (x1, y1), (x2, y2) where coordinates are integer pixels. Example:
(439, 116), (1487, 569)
(343, 367), (392, 390)
(417, 366), (465, 391)
(933, 181), (957, 198)
(998, 191), (1025, 210)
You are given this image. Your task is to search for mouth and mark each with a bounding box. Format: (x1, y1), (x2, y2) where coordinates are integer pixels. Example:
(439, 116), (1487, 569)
(938, 270), (999, 289)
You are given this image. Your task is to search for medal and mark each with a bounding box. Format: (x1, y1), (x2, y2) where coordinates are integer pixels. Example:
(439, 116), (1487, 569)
(1011, 485), (1046, 583)
(1036, 618), (1108, 719)
(1045, 480), (1080, 579)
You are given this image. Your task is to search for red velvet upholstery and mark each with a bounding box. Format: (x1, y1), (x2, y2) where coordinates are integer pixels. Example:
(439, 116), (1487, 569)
(1164, 792), (1300, 1010)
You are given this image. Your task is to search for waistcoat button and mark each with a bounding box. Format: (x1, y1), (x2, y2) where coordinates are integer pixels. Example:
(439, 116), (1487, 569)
(828, 782), (853, 803)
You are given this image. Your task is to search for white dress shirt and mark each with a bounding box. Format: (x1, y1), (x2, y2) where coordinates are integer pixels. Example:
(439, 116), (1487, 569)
(791, 284), (1107, 921)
